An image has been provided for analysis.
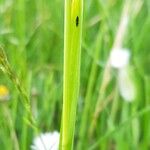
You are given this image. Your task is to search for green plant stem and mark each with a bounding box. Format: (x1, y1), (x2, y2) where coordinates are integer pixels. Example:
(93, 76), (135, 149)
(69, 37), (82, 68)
(0, 46), (37, 130)
(77, 25), (103, 150)
(60, 0), (83, 149)
(143, 76), (150, 148)
(2, 105), (20, 150)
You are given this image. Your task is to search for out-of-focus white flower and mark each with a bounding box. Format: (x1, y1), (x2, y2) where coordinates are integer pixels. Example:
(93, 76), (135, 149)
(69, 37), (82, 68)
(109, 48), (136, 102)
(110, 48), (130, 69)
(31, 131), (60, 150)
(118, 67), (136, 102)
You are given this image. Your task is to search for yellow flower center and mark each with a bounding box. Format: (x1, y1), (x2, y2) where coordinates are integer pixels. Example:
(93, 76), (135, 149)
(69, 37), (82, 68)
(0, 85), (9, 98)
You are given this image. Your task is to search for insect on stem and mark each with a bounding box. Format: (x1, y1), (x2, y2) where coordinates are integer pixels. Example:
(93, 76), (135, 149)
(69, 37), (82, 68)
(76, 16), (79, 27)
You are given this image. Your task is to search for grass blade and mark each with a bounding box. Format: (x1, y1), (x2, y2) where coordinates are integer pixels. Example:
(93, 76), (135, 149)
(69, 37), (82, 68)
(60, 0), (83, 149)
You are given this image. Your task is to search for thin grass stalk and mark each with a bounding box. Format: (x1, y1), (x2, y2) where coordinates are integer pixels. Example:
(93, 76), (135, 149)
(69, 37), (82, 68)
(89, 106), (150, 150)
(77, 25), (103, 150)
(0, 46), (39, 135)
(89, 0), (130, 137)
(143, 76), (150, 148)
(60, 0), (83, 149)
(16, 0), (28, 148)
(1, 105), (20, 150)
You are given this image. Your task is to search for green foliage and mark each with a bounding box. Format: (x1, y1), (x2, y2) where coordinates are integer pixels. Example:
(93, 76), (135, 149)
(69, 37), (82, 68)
(0, 0), (150, 150)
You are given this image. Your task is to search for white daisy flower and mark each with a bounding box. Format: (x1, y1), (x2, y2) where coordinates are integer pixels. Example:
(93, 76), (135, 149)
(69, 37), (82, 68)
(109, 48), (130, 69)
(31, 131), (60, 150)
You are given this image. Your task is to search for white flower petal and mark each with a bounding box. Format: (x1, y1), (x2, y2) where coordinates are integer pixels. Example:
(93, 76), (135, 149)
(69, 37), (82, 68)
(118, 67), (135, 102)
(31, 131), (60, 150)
(110, 48), (130, 69)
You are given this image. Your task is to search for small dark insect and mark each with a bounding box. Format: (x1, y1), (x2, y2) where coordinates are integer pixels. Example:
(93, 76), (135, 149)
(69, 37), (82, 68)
(76, 16), (79, 27)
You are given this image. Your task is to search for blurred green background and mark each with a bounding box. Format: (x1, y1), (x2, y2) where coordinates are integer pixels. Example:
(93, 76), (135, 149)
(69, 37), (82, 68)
(0, 0), (150, 149)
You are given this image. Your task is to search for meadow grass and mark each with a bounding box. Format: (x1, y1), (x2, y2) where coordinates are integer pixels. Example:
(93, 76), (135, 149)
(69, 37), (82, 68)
(0, 0), (150, 150)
